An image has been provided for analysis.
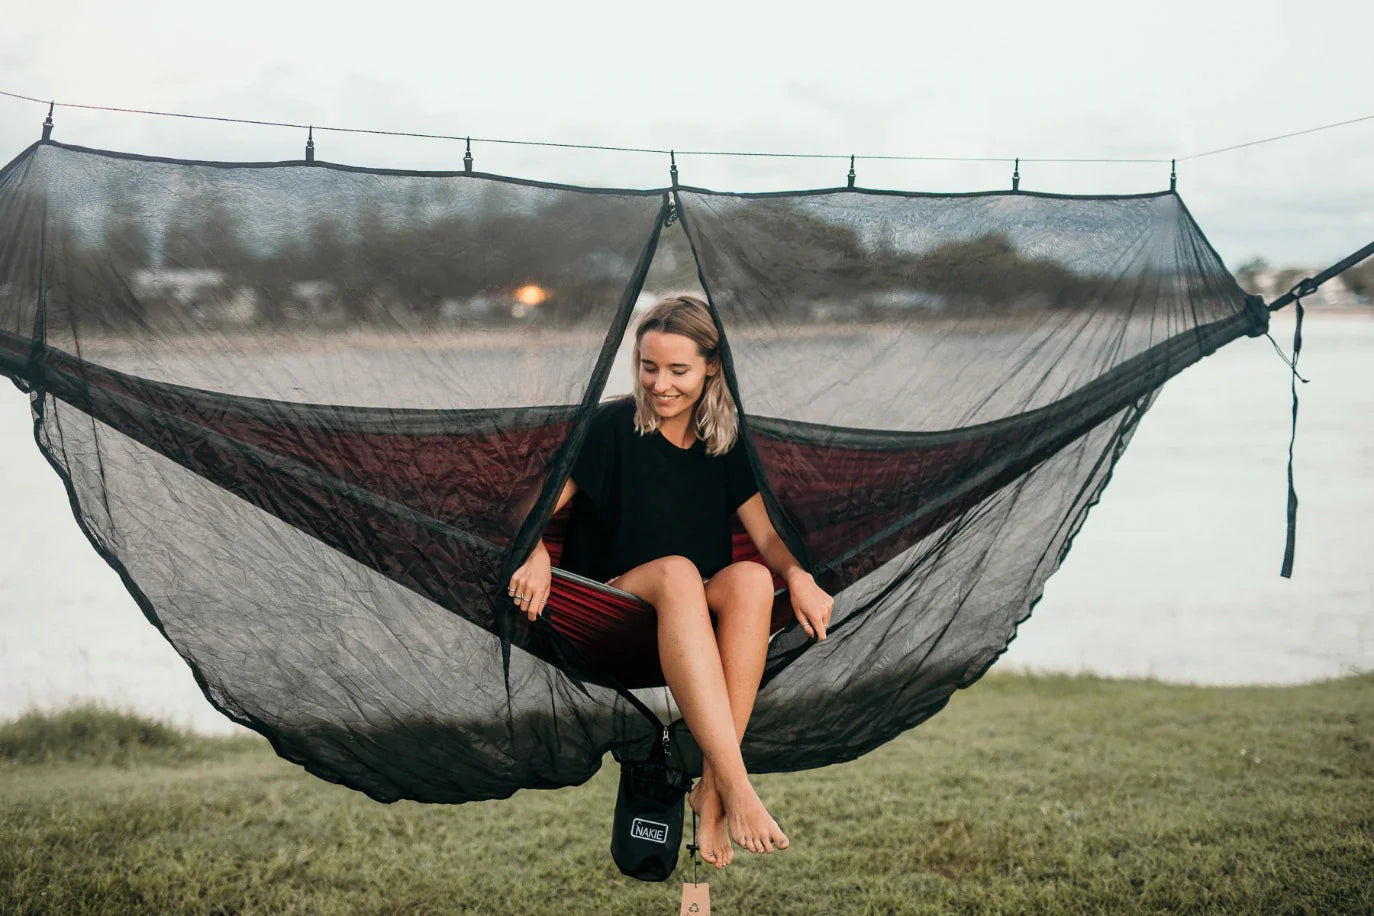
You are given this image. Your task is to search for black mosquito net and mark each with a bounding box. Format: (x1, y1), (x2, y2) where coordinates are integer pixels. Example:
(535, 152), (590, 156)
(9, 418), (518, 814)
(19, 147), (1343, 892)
(0, 140), (1267, 802)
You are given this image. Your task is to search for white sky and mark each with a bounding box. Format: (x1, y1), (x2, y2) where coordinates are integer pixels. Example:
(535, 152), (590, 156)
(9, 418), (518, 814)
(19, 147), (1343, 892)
(0, 0), (1371, 265)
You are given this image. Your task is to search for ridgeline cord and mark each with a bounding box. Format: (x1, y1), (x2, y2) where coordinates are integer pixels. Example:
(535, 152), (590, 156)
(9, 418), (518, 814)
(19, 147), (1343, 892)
(2, 87), (1369, 174)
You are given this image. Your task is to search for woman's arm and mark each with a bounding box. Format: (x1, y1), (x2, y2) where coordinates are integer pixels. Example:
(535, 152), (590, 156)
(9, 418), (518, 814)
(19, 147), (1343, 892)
(736, 493), (834, 640)
(508, 477), (578, 621)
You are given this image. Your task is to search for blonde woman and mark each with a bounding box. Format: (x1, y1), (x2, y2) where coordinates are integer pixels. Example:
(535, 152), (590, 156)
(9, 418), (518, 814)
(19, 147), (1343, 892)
(508, 296), (833, 867)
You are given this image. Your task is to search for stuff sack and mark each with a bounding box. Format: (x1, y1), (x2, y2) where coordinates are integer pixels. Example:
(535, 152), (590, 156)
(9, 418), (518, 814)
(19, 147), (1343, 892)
(610, 753), (691, 881)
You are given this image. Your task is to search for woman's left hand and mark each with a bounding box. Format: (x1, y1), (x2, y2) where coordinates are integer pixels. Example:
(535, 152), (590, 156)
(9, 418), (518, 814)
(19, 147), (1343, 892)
(787, 570), (833, 641)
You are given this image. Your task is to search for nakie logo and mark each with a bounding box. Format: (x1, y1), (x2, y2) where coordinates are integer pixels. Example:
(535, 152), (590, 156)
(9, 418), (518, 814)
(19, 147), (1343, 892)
(629, 817), (669, 844)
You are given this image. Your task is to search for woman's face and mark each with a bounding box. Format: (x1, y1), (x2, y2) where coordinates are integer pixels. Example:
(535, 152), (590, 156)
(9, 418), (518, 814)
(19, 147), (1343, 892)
(637, 330), (716, 422)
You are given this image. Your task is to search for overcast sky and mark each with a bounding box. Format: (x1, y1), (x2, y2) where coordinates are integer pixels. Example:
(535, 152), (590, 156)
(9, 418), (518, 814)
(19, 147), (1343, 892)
(1, 0), (1370, 267)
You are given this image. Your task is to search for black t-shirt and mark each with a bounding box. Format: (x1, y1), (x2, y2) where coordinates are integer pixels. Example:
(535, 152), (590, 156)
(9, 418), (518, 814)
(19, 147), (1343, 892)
(558, 398), (759, 582)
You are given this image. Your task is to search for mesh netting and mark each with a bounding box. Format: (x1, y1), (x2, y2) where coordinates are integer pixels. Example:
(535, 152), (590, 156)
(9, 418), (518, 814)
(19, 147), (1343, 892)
(0, 140), (1265, 801)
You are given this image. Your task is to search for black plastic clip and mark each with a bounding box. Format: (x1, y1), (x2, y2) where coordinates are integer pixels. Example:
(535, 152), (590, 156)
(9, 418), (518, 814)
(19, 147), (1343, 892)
(1291, 276), (1319, 299)
(464, 137), (473, 174)
(41, 102), (54, 141)
(305, 126), (315, 162)
(1170, 158), (1177, 192)
(847, 154), (856, 188)
(669, 150), (679, 187)
(1012, 157), (1020, 191)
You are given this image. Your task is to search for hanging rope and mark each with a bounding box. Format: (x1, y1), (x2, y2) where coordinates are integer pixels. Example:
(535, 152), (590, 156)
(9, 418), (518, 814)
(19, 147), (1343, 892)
(1279, 282), (1307, 579)
(1256, 240), (1374, 578)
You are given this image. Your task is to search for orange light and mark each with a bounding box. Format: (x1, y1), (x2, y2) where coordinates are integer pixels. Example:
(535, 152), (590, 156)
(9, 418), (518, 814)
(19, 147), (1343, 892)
(515, 284), (547, 307)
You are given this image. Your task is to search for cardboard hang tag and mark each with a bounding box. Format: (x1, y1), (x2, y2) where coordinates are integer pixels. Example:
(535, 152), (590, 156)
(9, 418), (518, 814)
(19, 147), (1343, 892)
(679, 880), (709, 915)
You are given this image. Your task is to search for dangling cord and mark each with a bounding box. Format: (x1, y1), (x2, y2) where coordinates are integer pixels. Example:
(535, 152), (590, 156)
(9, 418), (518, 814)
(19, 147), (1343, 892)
(1278, 283), (1310, 578)
(686, 804), (700, 885)
(1262, 330), (1308, 382)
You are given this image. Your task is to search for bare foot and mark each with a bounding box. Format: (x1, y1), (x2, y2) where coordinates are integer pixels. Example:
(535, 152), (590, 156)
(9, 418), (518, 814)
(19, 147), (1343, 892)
(717, 778), (789, 854)
(688, 776), (733, 868)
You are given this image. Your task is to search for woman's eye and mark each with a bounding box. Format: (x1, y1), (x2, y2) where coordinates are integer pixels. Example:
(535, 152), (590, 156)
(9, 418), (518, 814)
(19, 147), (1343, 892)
(671, 370), (687, 377)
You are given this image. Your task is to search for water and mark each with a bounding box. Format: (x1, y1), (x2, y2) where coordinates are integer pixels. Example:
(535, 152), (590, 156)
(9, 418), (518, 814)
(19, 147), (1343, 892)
(0, 312), (1369, 733)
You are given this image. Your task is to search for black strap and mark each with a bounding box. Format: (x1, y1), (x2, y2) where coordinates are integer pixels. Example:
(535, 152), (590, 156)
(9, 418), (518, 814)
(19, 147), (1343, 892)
(1279, 292), (1306, 578)
(1266, 240), (1374, 313)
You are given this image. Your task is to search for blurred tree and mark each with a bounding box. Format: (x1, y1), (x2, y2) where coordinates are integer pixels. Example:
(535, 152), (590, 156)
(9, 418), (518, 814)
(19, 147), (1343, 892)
(1234, 256), (1270, 293)
(1341, 261), (1373, 301)
(162, 193), (252, 276)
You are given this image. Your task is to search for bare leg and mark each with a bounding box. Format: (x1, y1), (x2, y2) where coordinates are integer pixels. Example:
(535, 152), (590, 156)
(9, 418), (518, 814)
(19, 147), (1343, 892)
(611, 556), (789, 856)
(690, 561), (775, 867)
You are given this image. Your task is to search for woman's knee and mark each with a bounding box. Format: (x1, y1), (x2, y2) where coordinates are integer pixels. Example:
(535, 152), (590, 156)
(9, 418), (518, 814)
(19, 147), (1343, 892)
(657, 555), (702, 583)
(710, 561), (775, 608)
(618, 555), (705, 606)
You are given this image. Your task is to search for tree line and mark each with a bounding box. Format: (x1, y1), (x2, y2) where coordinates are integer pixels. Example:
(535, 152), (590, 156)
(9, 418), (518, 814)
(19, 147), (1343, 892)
(12, 189), (1222, 334)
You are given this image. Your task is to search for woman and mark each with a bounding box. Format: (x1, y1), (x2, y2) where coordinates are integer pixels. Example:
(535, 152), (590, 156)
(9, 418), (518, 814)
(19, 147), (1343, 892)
(508, 296), (833, 868)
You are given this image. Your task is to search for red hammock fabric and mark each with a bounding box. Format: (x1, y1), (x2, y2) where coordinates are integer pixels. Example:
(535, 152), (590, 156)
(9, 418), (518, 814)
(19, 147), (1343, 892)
(540, 507), (797, 688)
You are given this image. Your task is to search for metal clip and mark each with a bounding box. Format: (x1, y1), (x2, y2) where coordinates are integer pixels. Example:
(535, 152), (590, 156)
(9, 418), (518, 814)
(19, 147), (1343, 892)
(41, 102), (54, 141)
(305, 126), (315, 163)
(464, 137), (473, 174)
(669, 150), (679, 187)
(1170, 158), (1177, 192)
(1012, 157), (1020, 191)
(847, 154), (856, 189)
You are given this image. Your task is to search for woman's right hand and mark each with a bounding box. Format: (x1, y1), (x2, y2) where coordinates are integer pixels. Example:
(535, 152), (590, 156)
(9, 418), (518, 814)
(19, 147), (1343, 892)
(508, 540), (552, 621)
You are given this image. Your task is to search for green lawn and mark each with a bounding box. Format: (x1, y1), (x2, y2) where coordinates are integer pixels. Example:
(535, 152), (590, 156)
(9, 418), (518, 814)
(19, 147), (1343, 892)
(2, 673), (1370, 914)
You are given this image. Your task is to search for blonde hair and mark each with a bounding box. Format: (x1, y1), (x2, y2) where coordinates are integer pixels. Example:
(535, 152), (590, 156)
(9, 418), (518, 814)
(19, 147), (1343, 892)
(631, 296), (739, 456)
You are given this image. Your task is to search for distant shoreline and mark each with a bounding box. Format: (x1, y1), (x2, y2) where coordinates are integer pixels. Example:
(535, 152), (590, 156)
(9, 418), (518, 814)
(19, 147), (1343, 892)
(59, 306), (1371, 355)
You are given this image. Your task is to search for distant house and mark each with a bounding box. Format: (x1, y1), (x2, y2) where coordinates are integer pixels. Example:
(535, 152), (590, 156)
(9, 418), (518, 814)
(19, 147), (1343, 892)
(439, 294), (500, 322)
(131, 268), (259, 325)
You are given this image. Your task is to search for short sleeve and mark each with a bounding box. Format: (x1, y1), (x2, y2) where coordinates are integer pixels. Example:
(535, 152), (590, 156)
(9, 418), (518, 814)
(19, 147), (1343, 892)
(724, 435), (759, 511)
(569, 401), (620, 512)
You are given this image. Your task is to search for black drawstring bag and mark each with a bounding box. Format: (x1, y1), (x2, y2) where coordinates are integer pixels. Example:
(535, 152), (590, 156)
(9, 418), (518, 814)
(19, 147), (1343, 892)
(610, 729), (692, 881)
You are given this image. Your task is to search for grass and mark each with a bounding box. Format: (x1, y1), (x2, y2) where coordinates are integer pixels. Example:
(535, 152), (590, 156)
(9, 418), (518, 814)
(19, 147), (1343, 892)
(1, 673), (1370, 914)
(0, 704), (249, 766)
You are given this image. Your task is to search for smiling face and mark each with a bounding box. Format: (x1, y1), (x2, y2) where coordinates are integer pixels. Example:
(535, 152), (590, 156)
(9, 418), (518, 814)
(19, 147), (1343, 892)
(636, 329), (717, 424)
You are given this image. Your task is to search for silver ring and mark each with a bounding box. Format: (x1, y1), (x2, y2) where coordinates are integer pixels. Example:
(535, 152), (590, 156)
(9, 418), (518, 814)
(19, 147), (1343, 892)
(515, 594), (527, 601)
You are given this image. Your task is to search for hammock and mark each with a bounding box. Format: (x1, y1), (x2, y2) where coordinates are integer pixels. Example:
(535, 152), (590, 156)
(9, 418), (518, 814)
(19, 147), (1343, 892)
(0, 139), (1268, 803)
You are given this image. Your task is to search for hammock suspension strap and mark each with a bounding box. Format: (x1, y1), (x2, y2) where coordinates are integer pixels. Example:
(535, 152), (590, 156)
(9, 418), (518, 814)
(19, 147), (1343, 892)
(1266, 239), (1374, 312)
